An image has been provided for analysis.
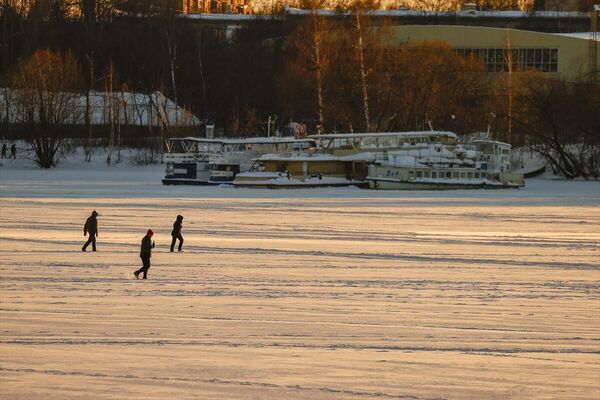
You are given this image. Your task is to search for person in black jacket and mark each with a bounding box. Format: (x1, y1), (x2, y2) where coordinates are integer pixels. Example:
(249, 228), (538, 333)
(134, 229), (155, 279)
(170, 215), (184, 252)
(82, 210), (99, 252)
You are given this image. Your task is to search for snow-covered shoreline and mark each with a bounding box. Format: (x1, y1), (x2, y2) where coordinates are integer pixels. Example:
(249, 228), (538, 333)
(1, 151), (598, 203)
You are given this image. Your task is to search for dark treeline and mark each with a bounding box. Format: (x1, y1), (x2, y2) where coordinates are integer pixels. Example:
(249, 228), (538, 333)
(1, 0), (287, 135)
(1, 1), (599, 177)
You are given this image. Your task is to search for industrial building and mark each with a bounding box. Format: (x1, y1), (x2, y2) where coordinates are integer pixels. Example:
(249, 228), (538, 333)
(386, 24), (599, 81)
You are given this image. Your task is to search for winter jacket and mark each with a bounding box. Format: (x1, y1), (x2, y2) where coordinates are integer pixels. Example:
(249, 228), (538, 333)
(171, 220), (182, 236)
(140, 235), (155, 258)
(84, 212), (99, 236)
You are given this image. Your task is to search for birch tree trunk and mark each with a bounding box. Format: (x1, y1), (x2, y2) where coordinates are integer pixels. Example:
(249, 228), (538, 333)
(105, 64), (114, 165)
(197, 28), (209, 122)
(311, 12), (325, 132)
(505, 29), (513, 144)
(166, 28), (178, 110)
(85, 55), (94, 162)
(355, 10), (371, 132)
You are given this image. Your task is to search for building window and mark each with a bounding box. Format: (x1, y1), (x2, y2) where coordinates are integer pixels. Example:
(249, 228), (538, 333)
(456, 48), (559, 73)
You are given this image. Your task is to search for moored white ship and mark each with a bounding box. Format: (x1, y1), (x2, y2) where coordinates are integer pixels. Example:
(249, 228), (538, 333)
(162, 137), (224, 185)
(233, 131), (468, 189)
(207, 137), (316, 184)
(162, 136), (315, 185)
(366, 140), (524, 190)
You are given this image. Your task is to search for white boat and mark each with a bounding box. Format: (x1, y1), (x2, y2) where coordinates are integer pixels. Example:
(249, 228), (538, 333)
(162, 137), (224, 185)
(162, 136), (315, 185)
(366, 140), (524, 190)
(207, 137), (316, 184)
(233, 131), (465, 189)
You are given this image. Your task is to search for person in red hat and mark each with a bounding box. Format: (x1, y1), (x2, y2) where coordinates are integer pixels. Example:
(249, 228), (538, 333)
(134, 229), (155, 279)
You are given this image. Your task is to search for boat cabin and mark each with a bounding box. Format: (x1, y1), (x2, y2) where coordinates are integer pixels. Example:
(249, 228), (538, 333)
(309, 131), (458, 156)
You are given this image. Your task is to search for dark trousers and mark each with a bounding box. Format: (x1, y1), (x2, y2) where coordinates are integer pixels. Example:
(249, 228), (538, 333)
(9, 152), (15, 159)
(83, 234), (96, 251)
(135, 255), (151, 279)
(170, 234), (183, 252)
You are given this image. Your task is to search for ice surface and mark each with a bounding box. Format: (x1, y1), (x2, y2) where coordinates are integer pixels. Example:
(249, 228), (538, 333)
(0, 155), (599, 399)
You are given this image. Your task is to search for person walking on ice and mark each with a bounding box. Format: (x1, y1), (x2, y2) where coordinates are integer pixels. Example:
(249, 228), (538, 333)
(1, 144), (7, 158)
(82, 210), (99, 252)
(9, 143), (16, 159)
(170, 215), (184, 252)
(134, 229), (155, 279)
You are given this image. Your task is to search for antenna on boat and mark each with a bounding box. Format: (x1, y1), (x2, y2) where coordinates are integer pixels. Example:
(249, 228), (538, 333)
(427, 120), (434, 132)
(425, 113), (434, 132)
(487, 112), (496, 139)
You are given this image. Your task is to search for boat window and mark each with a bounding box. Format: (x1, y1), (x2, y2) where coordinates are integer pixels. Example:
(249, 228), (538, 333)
(459, 172), (465, 179)
(467, 172), (474, 179)
(431, 172), (437, 178)
(482, 172), (486, 178)
(416, 171), (423, 178)
(474, 172), (480, 178)
(424, 171), (430, 178)
(446, 172), (451, 179)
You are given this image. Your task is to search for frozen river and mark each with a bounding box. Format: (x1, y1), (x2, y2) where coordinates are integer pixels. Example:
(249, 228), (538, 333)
(0, 163), (599, 399)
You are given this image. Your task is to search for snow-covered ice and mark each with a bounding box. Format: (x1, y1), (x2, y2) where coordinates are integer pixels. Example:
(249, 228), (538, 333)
(0, 155), (599, 399)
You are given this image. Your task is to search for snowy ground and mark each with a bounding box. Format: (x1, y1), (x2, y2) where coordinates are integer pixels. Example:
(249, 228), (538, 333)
(0, 154), (599, 399)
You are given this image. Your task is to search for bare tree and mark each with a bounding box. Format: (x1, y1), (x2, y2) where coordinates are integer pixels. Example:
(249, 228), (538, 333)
(9, 49), (82, 168)
(510, 76), (600, 179)
(291, 2), (332, 131)
(105, 63), (115, 165)
(353, 8), (372, 131)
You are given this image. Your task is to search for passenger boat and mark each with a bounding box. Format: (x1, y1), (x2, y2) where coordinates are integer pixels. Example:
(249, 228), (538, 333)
(207, 137), (316, 184)
(162, 135), (316, 185)
(162, 137), (224, 185)
(366, 140), (524, 189)
(233, 131), (464, 188)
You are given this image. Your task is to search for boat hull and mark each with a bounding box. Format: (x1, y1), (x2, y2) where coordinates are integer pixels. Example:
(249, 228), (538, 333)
(234, 173), (367, 189)
(366, 177), (521, 190)
(235, 181), (365, 189)
(162, 178), (212, 185)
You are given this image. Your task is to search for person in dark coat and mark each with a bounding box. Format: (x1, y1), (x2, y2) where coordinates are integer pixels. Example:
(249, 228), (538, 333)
(9, 143), (16, 159)
(1, 144), (7, 158)
(82, 210), (99, 252)
(134, 229), (155, 279)
(170, 215), (184, 252)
